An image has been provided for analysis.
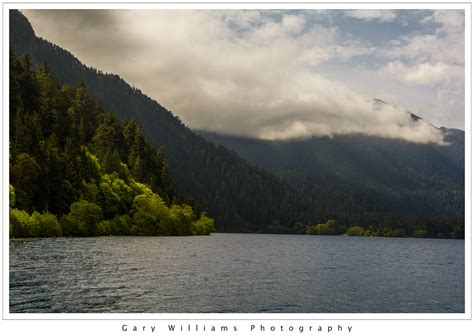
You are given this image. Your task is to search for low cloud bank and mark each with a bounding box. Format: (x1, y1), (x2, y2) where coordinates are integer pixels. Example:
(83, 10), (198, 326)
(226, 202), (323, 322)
(24, 9), (454, 144)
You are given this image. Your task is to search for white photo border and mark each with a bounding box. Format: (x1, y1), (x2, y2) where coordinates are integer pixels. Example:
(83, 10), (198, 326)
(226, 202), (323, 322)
(1, 1), (472, 334)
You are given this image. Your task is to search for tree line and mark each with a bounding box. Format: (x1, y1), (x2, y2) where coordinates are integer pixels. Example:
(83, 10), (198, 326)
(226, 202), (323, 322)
(9, 52), (214, 238)
(304, 218), (464, 239)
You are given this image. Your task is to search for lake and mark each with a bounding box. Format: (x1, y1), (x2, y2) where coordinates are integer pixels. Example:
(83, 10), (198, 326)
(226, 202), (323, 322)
(9, 233), (464, 313)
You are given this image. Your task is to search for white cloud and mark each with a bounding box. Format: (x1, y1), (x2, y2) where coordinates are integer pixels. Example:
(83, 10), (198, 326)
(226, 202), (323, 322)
(383, 32), (464, 64)
(378, 9), (464, 129)
(224, 10), (261, 29)
(281, 15), (305, 34)
(23, 9), (451, 143)
(382, 61), (463, 86)
(422, 9), (464, 34)
(344, 9), (397, 22)
(382, 9), (464, 65)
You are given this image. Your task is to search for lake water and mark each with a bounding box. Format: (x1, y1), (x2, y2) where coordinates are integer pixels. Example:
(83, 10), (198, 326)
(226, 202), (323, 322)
(9, 233), (464, 313)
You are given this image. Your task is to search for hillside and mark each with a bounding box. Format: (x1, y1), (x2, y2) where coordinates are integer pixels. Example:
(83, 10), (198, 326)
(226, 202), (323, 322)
(9, 52), (214, 237)
(198, 129), (464, 220)
(9, 10), (464, 238)
(9, 9), (311, 233)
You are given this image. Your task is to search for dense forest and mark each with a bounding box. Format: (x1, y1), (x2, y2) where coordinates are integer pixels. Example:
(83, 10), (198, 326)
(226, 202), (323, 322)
(200, 129), (464, 216)
(9, 52), (214, 238)
(9, 10), (465, 238)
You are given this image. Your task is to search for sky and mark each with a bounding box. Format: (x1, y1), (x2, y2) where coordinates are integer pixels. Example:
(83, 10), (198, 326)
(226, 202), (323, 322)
(23, 9), (465, 143)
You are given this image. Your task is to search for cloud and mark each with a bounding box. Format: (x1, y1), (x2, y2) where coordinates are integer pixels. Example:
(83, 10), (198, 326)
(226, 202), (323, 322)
(23, 9), (451, 143)
(381, 10), (464, 65)
(378, 10), (464, 129)
(422, 9), (464, 34)
(344, 9), (397, 22)
(382, 61), (464, 86)
(382, 31), (464, 64)
(281, 14), (306, 34)
(224, 10), (261, 29)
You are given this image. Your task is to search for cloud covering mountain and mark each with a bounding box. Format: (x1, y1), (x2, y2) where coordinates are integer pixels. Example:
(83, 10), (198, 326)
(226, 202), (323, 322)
(23, 9), (464, 143)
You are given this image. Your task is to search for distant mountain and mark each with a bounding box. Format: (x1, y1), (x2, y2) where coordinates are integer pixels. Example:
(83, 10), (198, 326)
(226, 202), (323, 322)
(198, 127), (464, 219)
(10, 10), (464, 237)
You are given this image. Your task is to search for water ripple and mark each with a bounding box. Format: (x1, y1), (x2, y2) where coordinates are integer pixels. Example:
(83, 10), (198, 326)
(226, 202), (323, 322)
(9, 234), (464, 313)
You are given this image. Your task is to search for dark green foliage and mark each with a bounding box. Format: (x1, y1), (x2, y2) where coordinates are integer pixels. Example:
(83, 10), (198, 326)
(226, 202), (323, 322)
(200, 131), (465, 238)
(9, 51), (214, 238)
(10, 153), (42, 211)
(383, 228), (407, 238)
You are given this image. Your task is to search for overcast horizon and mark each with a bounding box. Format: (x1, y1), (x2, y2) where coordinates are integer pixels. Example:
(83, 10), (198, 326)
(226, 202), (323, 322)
(23, 9), (465, 143)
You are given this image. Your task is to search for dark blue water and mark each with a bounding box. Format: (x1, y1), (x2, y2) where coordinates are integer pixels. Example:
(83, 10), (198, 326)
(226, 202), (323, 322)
(9, 234), (464, 313)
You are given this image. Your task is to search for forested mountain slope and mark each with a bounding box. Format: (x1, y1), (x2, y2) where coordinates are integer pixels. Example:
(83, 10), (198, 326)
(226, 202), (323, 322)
(198, 128), (464, 237)
(10, 9), (310, 233)
(10, 10), (464, 237)
(9, 53), (214, 237)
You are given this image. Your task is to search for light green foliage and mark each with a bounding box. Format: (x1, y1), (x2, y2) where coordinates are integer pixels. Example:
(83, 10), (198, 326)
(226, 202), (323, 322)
(60, 200), (103, 236)
(9, 184), (15, 207)
(31, 211), (61, 237)
(192, 213), (215, 235)
(129, 180), (153, 197)
(96, 215), (132, 236)
(28, 213), (40, 237)
(131, 193), (169, 235)
(99, 174), (122, 217)
(328, 220), (347, 235)
(98, 173), (139, 218)
(307, 219), (340, 235)
(82, 147), (101, 174)
(110, 174), (134, 205)
(97, 219), (112, 236)
(10, 208), (39, 238)
(168, 204), (194, 236)
(111, 214), (132, 236)
(346, 226), (366, 236)
(10, 208), (31, 238)
(315, 224), (332, 235)
(8, 52), (212, 238)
